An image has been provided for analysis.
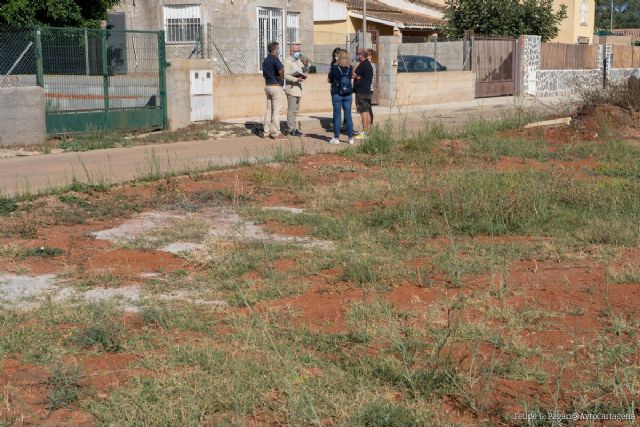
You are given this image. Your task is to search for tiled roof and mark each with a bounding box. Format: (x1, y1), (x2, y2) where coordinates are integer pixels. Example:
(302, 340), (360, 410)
(406, 0), (446, 11)
(344, 0), (398, 13)
(340, 0), (443, 28)
(365, 10), (441, 27)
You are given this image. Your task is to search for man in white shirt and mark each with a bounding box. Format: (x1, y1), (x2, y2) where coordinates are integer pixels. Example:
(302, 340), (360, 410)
(284, 44), (309, 137)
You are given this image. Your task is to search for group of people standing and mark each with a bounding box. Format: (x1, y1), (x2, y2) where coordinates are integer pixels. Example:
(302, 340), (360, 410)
(261, 42), (376, 144)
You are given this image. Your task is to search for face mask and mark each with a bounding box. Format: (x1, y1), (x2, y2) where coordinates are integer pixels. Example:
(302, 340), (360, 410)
(293, 52), (301, 60)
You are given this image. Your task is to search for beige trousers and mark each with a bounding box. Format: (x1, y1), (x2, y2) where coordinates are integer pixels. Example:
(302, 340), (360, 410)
(287, 94), (301, 132)
(264, 86), (284, 137)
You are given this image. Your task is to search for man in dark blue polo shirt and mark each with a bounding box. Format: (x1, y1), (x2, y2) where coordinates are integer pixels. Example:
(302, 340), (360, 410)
(262, 42), (287, 140)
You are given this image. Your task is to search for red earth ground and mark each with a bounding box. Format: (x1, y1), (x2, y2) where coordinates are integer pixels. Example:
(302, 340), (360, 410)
(1, 106), (640, 425)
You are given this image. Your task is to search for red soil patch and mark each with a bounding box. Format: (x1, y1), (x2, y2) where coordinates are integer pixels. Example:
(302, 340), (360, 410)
(384, 283), (449, 312)
(258, 193), (306, 207)
(258, 273), (360, 333)
(80, 249), (185, 278)
(76, 353), (140, 392)
(298, 153), (372, 184)
(273, 258), (296, 272)
(1, 353), (141, 427)
(298, 154), (365, 171)
(501, 103), (640, 147)
(40, 409), (95, 427)
(573, 104), (640, 139)
(261, 220), (309, 237)
(178, 167), (257, 199)
(0, 218), (189, 279)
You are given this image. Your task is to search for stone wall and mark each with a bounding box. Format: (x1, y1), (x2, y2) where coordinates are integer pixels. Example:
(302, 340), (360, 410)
(607, 68), (637, 85)
(536, 69), (602, 97)
(521, 35), (541, 96)
(0, 87), (46, 146)
(521, 35), (605, 97)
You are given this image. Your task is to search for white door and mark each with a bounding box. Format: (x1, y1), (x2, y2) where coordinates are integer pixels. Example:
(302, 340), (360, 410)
(258, 8), (283, 70)
(190, 70), (213, 122)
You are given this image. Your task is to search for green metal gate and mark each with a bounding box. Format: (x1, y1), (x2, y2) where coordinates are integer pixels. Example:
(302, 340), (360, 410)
(30, 27), (168, 134)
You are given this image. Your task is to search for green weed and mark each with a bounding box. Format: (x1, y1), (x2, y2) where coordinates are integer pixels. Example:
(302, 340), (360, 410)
(73, 320), (123, 353)
(46, 364), (81, 410)
(0, 197), (18, 216)
(18, 247), (65, 259)
(359, 125), (395, 155)
(57, 132), (131, 152)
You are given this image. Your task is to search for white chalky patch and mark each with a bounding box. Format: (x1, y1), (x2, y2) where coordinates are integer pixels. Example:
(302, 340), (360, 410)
(92, 207), (334, 254)
(262, 206), (305, 214)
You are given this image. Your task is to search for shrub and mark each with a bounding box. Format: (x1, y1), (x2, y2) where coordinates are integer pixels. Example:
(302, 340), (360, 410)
(0, 197), (17, 216)
(47, 364), (81, 410)
(73, 320), (123, 353)
(359, 126), (394, 155)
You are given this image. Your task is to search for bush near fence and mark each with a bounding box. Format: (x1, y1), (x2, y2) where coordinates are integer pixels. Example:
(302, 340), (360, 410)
(540, 43), (597, 70)
(612, 45), (640, 68)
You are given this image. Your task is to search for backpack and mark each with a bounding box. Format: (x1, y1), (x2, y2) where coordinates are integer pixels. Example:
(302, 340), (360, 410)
(334, 65), (352, 96)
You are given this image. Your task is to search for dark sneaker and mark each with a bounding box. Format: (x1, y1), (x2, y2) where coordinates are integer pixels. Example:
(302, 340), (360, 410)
(289, 130), (304, 137)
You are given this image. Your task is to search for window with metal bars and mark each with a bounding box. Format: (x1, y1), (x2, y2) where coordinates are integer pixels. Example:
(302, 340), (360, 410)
(287, 12), (300, 45)
(258, 8), (283, 70)
(164, 5), (201, 43)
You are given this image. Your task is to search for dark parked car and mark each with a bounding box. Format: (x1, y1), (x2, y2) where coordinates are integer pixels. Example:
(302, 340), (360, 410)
(397, 55), (447, 72)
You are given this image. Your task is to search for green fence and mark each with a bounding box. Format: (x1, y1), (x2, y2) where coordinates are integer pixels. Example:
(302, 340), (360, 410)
(1, 26), (167, 134)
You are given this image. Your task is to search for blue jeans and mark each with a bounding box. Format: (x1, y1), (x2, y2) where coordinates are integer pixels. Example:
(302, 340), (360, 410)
(331, 93), (353, 139)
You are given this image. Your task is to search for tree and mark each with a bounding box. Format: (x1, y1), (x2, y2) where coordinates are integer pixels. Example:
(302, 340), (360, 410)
(595, 0), (640, 30)
(0, 0), (120, 27)
(444, 0), (568, 41)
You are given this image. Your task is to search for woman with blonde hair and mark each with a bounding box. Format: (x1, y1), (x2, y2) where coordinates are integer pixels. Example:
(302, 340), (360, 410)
(327, 49), (354, 144)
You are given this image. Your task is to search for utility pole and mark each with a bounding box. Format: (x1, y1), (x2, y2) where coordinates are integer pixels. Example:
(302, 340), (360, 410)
(363, 0), (367, 50)
(610, 0), (614, 31)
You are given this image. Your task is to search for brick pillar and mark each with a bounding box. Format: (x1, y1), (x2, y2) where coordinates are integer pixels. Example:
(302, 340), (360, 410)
(521, 35), (541, 96)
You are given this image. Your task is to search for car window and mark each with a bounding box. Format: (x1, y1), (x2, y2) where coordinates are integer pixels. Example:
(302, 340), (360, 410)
(399, 56), (413, 71)
(415, 59), (429, 71)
